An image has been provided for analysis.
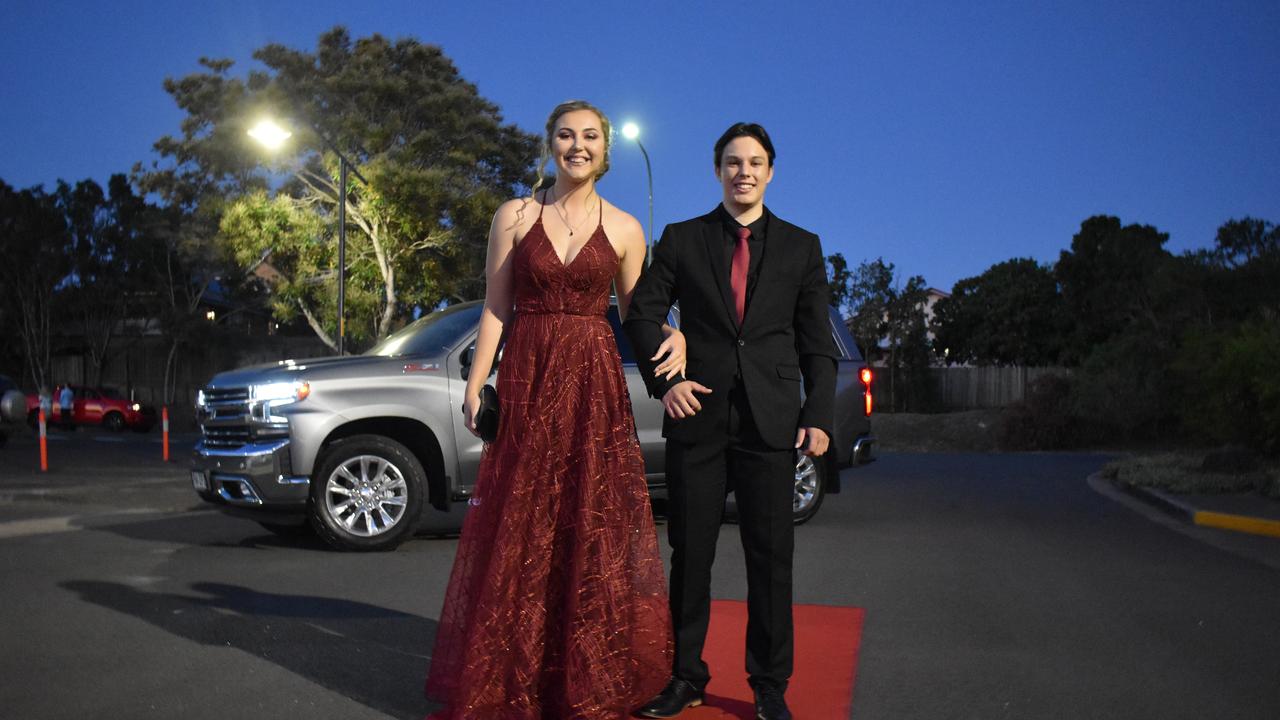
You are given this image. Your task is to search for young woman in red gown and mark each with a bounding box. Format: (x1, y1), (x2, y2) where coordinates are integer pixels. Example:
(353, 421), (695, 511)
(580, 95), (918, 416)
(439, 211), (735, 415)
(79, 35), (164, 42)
(425, 100), (680, 719)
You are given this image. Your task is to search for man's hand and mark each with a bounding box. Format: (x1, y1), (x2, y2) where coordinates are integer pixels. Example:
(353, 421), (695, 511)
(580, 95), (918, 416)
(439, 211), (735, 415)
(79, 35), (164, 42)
(795, 427), (829, 457)
(662, 380), (713, 419)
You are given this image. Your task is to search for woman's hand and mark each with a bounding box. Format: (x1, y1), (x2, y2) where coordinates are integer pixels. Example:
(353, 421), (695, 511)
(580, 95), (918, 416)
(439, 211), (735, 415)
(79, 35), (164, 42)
(653, 327), (687, 381)
(461, 388), (481, 437)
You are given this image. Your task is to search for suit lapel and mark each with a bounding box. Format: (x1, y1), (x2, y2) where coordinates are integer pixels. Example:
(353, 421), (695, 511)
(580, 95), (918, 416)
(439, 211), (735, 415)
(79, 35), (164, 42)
(701, 210), (739, 329)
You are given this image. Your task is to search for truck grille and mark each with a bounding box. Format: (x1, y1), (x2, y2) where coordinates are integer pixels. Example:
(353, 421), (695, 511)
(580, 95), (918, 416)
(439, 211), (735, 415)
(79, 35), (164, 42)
(200, 386), (251, 449)
(204, 387), (250, 403)
(203, 426), (251, 448)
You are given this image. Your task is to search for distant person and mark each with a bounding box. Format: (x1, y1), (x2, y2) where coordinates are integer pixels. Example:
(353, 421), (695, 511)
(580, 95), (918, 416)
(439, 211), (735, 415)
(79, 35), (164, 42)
(38, 387), (52, 421)
(58, 385), (74, 427)
(626, 123), (838, 720)
(424, 100), (682, 718)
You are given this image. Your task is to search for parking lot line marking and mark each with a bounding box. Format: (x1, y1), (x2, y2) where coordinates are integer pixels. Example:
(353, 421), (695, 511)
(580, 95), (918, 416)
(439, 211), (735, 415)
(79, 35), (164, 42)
(0, 516), (76, 540)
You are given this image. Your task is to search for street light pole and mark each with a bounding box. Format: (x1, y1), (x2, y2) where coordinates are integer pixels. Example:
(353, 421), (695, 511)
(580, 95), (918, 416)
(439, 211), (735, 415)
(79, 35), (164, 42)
(620, 123), (654, 266)
(312, 134), (368, 356)
(249, 118), (367, 355)
(337, 157), (348, 355)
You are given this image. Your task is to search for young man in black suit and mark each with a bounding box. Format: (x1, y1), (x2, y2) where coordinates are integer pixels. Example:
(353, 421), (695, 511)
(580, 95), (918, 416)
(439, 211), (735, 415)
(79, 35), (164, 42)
(626, 123), (838, 720)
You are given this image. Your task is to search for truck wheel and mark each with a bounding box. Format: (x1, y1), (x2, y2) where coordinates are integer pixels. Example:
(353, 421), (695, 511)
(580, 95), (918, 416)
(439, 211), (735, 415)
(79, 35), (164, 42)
(309, 434), (425, 551)
(103, 412), (126, 432)
(792, 454), (827, 525)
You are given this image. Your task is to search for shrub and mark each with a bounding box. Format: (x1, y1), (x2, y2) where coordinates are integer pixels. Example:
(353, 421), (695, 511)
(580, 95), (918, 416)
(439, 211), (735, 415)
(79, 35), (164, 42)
(997, 373), (1085, 450)
(1176, 320), (1280, 456)
(1069, 331), (1180, 444)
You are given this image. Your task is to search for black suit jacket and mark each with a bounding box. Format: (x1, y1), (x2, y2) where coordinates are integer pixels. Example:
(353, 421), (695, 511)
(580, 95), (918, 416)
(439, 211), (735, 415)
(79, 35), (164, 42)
(624, 206), (838, 449)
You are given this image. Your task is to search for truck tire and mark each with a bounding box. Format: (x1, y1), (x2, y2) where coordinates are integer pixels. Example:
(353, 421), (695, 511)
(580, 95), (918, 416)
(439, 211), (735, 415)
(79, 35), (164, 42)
(309, 434), (425, 551)
(792, 454), (826, 525)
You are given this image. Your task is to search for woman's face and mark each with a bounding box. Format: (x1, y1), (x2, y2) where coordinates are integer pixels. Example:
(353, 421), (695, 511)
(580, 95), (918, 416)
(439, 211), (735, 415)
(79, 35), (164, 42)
(550, 109), (606, 182)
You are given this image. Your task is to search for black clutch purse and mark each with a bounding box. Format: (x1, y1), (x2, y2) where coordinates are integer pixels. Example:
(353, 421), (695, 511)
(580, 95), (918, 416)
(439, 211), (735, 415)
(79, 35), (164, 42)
(476, 384), (499, 442)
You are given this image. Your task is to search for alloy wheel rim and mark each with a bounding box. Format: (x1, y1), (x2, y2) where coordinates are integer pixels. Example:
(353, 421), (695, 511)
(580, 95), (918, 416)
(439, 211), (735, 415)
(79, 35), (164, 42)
(324, 454), (409, 537)
(793, 455), (818, 512)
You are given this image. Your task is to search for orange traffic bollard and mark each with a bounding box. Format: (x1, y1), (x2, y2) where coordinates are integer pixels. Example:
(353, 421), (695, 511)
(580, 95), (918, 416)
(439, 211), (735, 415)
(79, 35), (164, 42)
(162, 406), (170, 462)
(38, 407), (48, 472)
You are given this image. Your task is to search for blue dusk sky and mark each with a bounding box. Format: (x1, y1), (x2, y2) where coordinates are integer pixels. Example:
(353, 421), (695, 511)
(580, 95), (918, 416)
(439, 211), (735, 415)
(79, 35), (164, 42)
(3, 0), (1278, 292)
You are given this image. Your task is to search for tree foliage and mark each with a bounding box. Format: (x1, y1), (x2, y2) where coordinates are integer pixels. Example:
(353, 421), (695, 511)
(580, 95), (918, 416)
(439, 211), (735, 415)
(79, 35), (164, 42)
(932, 258), (1067, 366)
(835, 257), (938, 412)
(1055, 215), (1174, 364)
(0, 181), (71, 391)
(137, 27), (538, 351)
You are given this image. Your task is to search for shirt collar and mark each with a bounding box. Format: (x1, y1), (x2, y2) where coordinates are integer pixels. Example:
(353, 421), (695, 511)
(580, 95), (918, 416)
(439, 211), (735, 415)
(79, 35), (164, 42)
(719, 204), (769, 242)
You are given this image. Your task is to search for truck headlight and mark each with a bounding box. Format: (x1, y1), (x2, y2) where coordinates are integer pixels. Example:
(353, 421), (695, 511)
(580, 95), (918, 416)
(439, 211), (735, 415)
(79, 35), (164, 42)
(250, 381), (310, 423)
(251, 381), (310, 403)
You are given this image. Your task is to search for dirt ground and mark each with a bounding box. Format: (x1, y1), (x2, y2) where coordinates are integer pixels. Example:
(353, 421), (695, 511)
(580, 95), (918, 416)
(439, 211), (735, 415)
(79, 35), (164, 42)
(871, 409), (1004, 453)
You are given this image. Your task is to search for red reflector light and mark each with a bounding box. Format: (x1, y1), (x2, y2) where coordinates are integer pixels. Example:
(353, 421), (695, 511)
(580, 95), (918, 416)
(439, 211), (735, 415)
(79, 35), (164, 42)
(864, 393), (873, 416)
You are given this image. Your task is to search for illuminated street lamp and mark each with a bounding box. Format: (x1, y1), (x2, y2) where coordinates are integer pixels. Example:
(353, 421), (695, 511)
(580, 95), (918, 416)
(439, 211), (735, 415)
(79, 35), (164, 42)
(247, 117), (367, 355)
(620, 122), (654, 264)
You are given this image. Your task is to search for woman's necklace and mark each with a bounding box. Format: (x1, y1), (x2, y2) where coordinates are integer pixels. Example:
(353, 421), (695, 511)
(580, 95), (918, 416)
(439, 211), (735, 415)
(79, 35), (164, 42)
(550, 186), (597, 237)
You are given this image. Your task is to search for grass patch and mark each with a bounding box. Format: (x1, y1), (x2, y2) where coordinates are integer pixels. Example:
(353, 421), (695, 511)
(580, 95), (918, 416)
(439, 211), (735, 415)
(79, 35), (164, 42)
(1103, 450), (1280, 497)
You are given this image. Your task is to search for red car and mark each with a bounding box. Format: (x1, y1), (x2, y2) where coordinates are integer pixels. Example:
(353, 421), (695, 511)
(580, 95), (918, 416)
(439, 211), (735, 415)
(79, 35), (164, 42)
(26, 385), (156, 432)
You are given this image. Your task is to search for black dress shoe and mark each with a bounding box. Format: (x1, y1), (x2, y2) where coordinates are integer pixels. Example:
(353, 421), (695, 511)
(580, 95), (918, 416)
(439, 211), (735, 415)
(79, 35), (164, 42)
(753, 683), (792, 720)
(635, 677), (704, 718)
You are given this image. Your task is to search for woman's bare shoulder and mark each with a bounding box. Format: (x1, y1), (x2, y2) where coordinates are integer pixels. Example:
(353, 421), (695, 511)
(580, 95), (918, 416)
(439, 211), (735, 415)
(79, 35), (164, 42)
(600, 199), (645, 255)
(494, 195), (544, 243)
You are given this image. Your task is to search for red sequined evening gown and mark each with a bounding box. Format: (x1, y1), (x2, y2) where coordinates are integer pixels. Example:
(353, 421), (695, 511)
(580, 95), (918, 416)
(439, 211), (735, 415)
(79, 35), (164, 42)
(425, 200), (672, 719)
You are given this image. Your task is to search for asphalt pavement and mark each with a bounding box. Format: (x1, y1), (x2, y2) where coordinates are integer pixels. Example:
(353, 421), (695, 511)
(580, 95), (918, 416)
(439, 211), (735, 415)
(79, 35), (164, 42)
(1, 431), (1278, 720)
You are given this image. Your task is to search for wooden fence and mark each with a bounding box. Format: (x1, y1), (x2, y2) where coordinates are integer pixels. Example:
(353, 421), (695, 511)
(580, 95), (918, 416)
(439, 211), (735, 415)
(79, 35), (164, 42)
(871, 365), (1069, 411)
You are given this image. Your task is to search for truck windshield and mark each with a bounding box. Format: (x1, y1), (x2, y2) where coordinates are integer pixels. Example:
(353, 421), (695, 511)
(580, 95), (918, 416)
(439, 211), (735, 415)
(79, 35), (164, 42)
(366, 302), (483, 357)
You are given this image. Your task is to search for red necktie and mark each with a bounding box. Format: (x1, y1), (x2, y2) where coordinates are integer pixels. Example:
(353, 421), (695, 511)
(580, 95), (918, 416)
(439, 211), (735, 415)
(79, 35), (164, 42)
(731, 226), (751, 324)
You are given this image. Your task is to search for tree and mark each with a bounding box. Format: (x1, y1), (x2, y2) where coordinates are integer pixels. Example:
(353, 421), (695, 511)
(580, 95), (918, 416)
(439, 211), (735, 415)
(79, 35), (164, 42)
(932, 258), (1067, 366)
(137, 28), (538, 352)
(826, 252), (855, 319)
(1188, 217), (1280, 328)
(844, 257), (895, 362)
(1055, 215), (1173, 364)
(0, 181), (72, 392)
(841, 257), (937, 412)
(54, 175), (167, 386)
(1210, 217), (1280, 269)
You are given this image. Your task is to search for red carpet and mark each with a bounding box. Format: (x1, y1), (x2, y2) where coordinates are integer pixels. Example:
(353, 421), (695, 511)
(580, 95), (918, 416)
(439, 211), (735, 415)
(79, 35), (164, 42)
(683, 600), (865, 719)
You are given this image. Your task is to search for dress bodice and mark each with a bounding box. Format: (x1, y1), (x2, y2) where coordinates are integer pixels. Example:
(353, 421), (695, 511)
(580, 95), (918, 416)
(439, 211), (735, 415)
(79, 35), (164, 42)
(512, 216), (617, 318)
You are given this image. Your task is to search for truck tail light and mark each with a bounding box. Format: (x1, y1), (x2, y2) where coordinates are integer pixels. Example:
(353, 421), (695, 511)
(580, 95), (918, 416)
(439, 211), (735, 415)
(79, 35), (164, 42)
(859, 367), (873, 416)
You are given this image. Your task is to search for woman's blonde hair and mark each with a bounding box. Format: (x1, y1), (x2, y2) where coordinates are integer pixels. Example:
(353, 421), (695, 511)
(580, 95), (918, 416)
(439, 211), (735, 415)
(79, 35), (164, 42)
(531, 100), (612, 197)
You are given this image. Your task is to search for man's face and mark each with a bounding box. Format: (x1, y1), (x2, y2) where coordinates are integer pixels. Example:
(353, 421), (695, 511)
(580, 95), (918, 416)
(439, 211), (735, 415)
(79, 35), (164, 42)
(716, 136), (774, 210)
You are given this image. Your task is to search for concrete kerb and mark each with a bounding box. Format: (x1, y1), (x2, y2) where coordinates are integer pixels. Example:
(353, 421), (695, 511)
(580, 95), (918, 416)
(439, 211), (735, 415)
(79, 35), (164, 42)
(1104, 473), (1280, 539)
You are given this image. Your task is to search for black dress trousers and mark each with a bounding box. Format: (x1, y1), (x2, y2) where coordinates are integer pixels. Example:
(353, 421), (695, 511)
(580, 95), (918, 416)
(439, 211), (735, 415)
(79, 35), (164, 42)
(664, 379), (795, 690)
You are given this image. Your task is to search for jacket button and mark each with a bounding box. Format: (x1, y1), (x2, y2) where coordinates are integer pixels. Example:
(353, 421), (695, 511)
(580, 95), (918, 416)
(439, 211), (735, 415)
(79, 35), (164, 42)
(737, 339), (745, 347)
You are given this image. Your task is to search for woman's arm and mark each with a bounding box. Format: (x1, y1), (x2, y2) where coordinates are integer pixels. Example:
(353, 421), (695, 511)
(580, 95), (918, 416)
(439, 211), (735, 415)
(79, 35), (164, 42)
(461, 199), (524, 434)
(612, 210), (685, 380)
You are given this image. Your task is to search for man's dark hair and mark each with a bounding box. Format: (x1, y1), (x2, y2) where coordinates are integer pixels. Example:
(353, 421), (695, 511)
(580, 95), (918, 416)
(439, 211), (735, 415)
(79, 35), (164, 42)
(714, 122), (776, 169)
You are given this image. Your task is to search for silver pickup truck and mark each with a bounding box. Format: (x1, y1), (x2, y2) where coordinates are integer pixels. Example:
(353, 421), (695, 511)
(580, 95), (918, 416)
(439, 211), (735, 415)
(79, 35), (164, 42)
(191, 301), (876, 551)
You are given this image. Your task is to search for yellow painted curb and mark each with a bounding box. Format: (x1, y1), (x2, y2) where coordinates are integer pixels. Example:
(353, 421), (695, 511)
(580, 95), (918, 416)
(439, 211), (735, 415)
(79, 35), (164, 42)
(1193, 511), (1280, 539)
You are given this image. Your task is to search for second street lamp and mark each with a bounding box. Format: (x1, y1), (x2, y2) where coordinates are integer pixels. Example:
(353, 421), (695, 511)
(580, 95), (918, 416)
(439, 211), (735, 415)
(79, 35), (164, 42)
(248, 117), (367, 355)
(620, 122), (654, 265)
